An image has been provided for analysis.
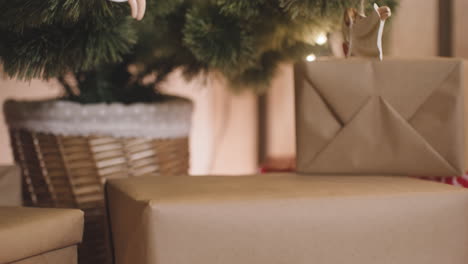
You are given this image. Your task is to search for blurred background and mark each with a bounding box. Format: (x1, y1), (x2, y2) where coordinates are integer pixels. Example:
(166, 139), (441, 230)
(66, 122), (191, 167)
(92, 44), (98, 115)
(0, 0), (465, 174)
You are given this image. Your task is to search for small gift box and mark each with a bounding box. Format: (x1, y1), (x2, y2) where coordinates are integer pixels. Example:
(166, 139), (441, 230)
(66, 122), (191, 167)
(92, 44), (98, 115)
(0, 207), (83, 264)
(295, 58), (468, 177)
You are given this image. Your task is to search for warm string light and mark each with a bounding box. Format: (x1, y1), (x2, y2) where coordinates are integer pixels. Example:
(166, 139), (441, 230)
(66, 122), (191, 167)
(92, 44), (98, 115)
(305, 32), (327, 62)
(315, 33), (328, 45)
(306, 54), (316, 62)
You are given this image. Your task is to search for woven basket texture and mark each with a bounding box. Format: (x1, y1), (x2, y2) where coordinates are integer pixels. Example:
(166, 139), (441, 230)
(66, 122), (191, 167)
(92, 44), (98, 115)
(9, 129), (189, 264)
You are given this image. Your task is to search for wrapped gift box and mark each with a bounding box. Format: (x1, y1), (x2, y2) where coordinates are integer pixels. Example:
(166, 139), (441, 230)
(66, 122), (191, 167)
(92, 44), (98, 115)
(295, 58), (468, 177)
(107, 174), (468, 264)
(0, 207), (83, 264)
(0, 166), (21, 206)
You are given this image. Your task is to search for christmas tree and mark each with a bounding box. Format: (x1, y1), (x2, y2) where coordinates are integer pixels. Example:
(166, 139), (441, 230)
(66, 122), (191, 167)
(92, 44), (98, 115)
(0, 0), (398, 103)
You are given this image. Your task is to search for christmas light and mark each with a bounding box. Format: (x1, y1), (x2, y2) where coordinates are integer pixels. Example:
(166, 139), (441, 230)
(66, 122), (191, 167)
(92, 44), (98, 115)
(315, 33), (328, 45)
(306, 54), (317, 62)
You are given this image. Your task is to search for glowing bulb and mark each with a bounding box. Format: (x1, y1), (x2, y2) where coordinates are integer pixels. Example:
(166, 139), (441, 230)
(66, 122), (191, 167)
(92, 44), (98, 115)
(306, 54), (316, 62)
(315, 33), (328, 45)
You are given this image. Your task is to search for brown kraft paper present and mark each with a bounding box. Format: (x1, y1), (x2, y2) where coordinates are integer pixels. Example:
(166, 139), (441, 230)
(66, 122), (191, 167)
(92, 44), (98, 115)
(107, 174), (468, 264)
(295, 58), (468, 177)
(0, 207), (83, 264)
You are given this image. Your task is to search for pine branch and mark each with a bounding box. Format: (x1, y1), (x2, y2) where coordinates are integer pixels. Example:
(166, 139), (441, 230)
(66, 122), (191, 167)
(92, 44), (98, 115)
(183, 5), (257, 73)
(0, 0), (399, 103)
(0, 0), (128, 32)
(1, 17), (136, 80)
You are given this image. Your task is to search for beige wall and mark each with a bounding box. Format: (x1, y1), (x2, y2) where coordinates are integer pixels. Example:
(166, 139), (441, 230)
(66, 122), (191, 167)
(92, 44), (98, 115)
(387, 0), (439, 57)
(265, 64), (295, 159)
(161, 71), (258, 175)
(454, 0), (468, 58)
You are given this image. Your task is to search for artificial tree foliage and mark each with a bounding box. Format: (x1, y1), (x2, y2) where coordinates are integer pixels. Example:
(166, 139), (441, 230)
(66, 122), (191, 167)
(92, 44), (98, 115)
(0, 0), (398, 103)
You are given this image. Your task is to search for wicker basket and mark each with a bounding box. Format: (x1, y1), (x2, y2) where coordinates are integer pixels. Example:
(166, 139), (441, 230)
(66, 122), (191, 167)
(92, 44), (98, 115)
(4, 98), (192, 264)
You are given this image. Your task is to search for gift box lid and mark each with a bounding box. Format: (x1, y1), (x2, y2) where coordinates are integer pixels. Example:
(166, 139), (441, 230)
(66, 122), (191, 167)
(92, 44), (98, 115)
(107, 174), (466, 202)
(107, 174), (468, 264)
(0, 207), (84, 264)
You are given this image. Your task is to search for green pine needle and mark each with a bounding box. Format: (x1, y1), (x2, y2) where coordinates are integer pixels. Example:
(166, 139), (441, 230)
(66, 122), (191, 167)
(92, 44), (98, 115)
(0, 0), (399, 103)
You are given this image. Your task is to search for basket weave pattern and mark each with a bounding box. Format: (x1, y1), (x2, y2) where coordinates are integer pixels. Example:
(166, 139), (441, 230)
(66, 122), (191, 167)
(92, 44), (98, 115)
(10, 129), (189, 264)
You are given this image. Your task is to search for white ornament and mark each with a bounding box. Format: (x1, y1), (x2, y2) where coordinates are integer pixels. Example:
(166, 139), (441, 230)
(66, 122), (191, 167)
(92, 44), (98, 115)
(342, 3), (392, 60)
(108, 0), (146, 20)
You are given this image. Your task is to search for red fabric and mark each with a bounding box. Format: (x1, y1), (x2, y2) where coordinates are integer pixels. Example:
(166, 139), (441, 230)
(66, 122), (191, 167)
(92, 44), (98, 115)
(259, 157), (295, 173)
(260, 157), (468, 188)
(421, 173), (468, 188)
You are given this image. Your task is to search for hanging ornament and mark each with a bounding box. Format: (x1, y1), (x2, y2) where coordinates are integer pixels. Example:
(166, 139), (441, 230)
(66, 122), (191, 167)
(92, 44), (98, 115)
(109, 0), (146, 20)
(342, 1), (392, 60)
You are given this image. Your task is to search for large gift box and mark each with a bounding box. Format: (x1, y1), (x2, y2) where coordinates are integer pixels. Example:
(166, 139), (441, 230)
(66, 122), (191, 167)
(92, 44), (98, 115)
(295, 58), (468, 177)
(107, 174), (468, 264)
(0, 207), (83, 264)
